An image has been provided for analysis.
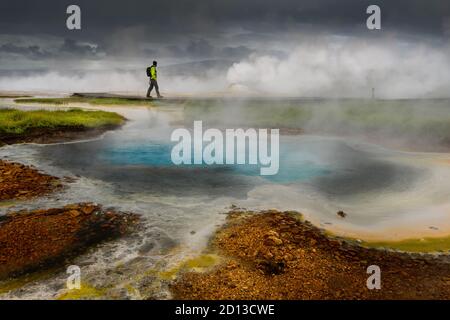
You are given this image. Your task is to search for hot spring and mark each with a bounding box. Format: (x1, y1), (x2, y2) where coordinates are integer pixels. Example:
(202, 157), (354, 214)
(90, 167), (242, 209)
(1, 100), (450, 299)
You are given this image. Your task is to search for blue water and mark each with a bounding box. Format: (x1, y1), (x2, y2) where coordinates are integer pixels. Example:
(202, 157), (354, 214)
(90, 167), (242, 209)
(36, 130), (421, 199)
(97, 139), (332, 183)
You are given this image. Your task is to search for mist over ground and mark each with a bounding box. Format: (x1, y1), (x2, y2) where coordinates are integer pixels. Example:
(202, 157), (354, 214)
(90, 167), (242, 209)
(1, 35), (450, 98)
(180, 98), (450, 152)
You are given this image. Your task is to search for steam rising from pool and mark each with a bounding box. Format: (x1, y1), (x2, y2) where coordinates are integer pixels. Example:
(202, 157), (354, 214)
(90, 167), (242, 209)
(1, 103), (450, 299)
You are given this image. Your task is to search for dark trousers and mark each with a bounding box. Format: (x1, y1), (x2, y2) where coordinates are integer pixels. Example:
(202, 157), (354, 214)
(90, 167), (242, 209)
(147, 79), (161, 97)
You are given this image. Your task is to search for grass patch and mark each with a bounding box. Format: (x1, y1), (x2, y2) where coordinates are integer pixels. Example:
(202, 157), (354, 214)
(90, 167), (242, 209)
(15, 96), (156, 106)
(361, 235), (450, 253)
(0, 108), (125, 135)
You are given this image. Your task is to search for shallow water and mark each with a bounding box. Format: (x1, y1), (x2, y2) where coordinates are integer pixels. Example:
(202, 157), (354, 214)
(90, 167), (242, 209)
(1, 101), (450, 299)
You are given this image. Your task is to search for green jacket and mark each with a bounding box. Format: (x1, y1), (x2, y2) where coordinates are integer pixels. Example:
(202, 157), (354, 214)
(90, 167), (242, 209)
(150, 66), (157, 80)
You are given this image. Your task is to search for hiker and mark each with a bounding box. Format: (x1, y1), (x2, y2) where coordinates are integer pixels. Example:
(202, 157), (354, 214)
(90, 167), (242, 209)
(146, 60), (162, 98)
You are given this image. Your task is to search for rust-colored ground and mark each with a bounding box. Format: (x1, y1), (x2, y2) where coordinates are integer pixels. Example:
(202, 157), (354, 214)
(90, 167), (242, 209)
(0, 160), (62, 201)
(171, 210), (450, 300)
(0, 203), (139, 280)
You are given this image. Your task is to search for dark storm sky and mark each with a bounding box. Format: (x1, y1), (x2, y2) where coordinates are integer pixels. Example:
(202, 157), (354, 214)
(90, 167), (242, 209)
(1, 0), (449, 35)
(0, 0), (449, 64)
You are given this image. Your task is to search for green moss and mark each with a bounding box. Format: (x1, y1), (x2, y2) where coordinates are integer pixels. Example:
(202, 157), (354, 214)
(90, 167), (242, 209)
(361, 235), (450, 253)
(0, 268), (60, 295)
(124, 284), (140, 297)
(184, 254), (220, 269)
(158, 268), (180, 281)
(15, 96), (156, 106)
(0, 108), (125, 135)
(0, 200), (16, 207)
(57, 282), (107, 300)
(153, 254), (221, 281)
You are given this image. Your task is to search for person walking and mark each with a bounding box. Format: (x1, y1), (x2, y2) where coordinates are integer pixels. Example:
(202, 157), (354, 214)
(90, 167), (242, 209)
(146, 60), (162, 98)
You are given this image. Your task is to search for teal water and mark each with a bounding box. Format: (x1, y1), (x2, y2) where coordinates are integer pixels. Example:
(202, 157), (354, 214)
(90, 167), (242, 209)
(97, 139), (332, 183)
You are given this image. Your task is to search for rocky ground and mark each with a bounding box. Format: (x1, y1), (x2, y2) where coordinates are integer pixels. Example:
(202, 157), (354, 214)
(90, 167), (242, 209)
(0, 160), (63, 201)
(171, 210), (450, 300)
(0, 203), (139, 280)
(0, 130), (139, 287)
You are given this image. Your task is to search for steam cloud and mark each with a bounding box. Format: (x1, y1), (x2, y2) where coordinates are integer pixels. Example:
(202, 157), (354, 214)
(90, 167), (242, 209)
(227, 38), (450, 99)
(1, 36), (449, 99)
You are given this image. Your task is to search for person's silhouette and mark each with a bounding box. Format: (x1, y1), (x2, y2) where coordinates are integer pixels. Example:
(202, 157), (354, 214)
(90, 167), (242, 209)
(146, 60), (162, 98)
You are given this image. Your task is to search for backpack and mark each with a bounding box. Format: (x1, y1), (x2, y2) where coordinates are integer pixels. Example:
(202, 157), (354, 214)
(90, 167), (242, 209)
(146, 67), (152, 77)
